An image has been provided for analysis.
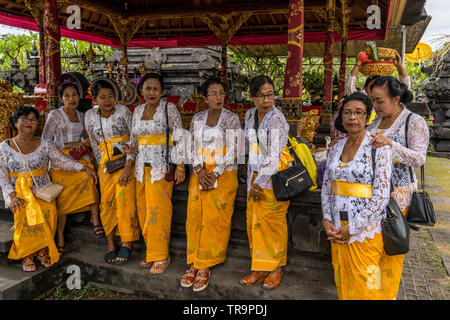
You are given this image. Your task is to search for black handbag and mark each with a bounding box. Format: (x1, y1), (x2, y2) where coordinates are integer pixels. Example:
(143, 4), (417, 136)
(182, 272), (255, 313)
(401, 113), (437, 226)
(372, 148), (410, 256)
(253, 110), (313, 201)
(163, 101), (177, 182)
(99, 113), (126, 174)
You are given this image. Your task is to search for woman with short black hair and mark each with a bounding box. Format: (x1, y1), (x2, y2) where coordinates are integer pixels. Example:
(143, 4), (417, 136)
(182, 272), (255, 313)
(84, 79), (140, 265)
(322, 92), (393, 299)
(42, 81), (101, 255)
(0, 106), (97, 272)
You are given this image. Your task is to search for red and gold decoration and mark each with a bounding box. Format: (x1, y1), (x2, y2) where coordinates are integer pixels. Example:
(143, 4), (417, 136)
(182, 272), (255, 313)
(299, 109), (320, 146)
(337, 0), (351, 101)
(359, 46), (396, 76)
(322, 0), (336, 125)
(281, 0), (305, 124)
(0, 81), (24, 142)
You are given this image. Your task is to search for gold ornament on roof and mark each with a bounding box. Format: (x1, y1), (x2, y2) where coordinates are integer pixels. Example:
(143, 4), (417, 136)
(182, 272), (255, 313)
(0, 81), (24, 142)
(299, 109), (320, 144)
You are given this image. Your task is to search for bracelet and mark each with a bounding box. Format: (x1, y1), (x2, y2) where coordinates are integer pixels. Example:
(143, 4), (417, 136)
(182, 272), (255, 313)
(176, 165), (185, 172)
(194, 167), (202, 174)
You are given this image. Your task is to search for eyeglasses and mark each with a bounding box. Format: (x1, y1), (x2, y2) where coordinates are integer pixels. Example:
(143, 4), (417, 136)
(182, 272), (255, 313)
(207, 92), (227, 98)
(255, 93), (275, 101)
(342, 110), (366, 118)
(18, 116), (38, 123)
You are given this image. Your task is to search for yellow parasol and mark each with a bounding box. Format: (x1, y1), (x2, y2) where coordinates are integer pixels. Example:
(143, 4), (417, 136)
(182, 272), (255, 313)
(405, 42), (431, 64)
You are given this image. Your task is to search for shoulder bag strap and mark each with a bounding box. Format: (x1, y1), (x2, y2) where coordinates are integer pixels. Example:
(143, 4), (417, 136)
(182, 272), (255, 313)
(98, 112), (111, 162)
(404, 113), (418, 185)
(11, 138), (39, 187)
(165, 101), (170, 168)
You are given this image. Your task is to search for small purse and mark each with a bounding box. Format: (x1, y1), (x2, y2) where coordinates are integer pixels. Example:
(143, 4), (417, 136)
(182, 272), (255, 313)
(99, 113), (126, 174)
(69, 146), (95, 161)
(163, 101), (177, 182)
(371, 148), (410, 256)
(12, 139), (64, 203)
(402, 114), (437, 226)
(253, 110), (313, 201)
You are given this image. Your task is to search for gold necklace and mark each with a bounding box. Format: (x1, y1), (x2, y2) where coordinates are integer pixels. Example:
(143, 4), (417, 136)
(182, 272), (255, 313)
(338, 162), (348, 169)
(14, 136), (35, 153)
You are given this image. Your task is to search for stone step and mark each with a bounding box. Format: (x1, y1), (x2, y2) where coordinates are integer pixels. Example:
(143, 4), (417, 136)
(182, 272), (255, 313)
(0, 260), (69, 300)
(60, 245), (336, 300)
(0, 221), (14, 265)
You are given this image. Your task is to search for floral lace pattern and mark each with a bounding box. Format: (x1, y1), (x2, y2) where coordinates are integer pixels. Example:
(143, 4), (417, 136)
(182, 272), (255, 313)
(367, 106), (429, 211)
(321, 131), (392, 244)
(128, 100), (184, 184)
(244, 107), (289, 191)
(84, 104), (133, 166)
(0, 139), (84, 207)
(190, 108), (241, 176)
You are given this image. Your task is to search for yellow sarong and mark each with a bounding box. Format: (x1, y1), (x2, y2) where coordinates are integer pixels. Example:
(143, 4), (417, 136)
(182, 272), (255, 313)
(246, 173), (290, 271)
(8, 168), (59, 264)
(186, 170), (238, 269)
(49, 149), (98, 216)
(331, 212), (407, 300)
(136, 166), (174, 262)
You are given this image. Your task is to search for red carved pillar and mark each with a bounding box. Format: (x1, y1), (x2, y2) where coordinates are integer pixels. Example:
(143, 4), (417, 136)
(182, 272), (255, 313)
(221, 41), (228, 92)
(337, 36), (347, 101)
(43, 0), (62, 111)
(321, 0), (335, 125)
(39, 28), (46, 84)
(281, 0), (304, 136)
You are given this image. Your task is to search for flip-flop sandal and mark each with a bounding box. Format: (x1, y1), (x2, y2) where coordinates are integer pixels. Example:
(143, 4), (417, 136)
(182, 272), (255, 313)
(104, 250), (117, 265)
(139, 260), (153, 268)
(22, 257), (36, 272)
(239, 271), (268, 287)
(93, 224), (105, 236)
(37, 254), (53, 268)
(193, 269), (211, 292)
(149, 256), (171, 275)
(115, 246), (132, 265)
(181, 266), (198, 288)
(262, 271), (282, 290)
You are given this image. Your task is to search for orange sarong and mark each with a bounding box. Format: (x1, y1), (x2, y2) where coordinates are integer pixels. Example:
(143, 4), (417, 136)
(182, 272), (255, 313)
(186, 170), (238, 269)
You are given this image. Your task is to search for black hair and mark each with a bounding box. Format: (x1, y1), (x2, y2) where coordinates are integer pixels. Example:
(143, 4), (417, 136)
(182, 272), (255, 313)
(9, 105), (39, 131)
(334, 92), (373, 134)
(249, 75), (275, 97)
(200, 78), (224, 96)
(91, 80), (114, 99)
(137, 73), (164, 98)
(370, 76), (413, 104)
(363, 76), (380, 90)
(58, 82), (80, 98)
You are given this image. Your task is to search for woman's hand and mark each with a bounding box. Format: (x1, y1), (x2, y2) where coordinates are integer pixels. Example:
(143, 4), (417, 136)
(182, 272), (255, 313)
(323, 219), (346, 244)
(123, 144), (137, 157)
(249, 183), (264, 201)
(118, 166), (132, 186)
(83, 166), (98, 184)
(393, 50), (408, 78)
(174, 165), (185, 185)
(9, 192), (25, 213)
(370, 133), (392, 149)
(68, 141), (85, 152)
(335, 225), (350, 244)
(197, 168), (212, 190)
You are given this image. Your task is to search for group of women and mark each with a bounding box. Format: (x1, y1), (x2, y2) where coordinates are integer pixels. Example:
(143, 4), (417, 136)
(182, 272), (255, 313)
(0, 73), (290, 293)
(0, 59), (430, 298)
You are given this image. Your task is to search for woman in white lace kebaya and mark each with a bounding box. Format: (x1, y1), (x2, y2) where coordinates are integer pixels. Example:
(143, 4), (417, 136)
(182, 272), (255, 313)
(0, 106), (97, 272)
(42, 82), (101, 255)
(239, 75), (290, 290)
(180, 78), (241, 292)
(322, 92), (393, 300)
(126, 73), (185, 275)
(368, 76), (429, 298)
(84, 80), (140, 265)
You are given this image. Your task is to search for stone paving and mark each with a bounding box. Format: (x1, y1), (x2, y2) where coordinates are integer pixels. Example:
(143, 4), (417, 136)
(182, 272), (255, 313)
(397, 156), (450, 300)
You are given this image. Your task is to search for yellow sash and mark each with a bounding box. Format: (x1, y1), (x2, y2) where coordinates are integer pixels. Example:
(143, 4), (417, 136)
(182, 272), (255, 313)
(249, 143), (294, 172)
(138, 134), (173, 146)
(98, 134), (129, 167)
(332, 179), (373, 199)
(9, 167), (47, 226)
(197, 146), (227, 173)
(249, 142), (266, 155)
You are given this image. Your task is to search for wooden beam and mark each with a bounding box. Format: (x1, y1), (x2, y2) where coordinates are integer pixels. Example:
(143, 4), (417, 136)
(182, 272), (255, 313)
(66, 0), (123, 17)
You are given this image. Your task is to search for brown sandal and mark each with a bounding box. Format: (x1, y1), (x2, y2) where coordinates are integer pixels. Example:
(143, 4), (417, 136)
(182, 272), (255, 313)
(37, 254), (53, 268)
(181, 266), (198, 288)
(93, 224), (105, 236)
(149, 257), (171, 275)
(193, 269), (211, 292)
(22, 256), (36, 272)
(262, 270), (282, 290)
(139, 260), (153, 268)
(239, 271), (268, 287)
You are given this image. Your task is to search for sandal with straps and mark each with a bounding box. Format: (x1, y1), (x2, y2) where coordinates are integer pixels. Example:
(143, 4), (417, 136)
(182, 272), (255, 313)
(93, 224), (105, 236)
(139, 260), (153, 268)
(37, 254), (53, 268)
(239, 271), (268, 287)
(181, 266), (198, 288)
(22, 256), (36, 272)
(149, 256), (171, 275)
(262, 270), (283, 290)
(193, 269), (211, 292)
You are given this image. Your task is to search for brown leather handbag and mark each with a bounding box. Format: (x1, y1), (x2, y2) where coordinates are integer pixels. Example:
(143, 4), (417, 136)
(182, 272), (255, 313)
(99, 113), (126, 174)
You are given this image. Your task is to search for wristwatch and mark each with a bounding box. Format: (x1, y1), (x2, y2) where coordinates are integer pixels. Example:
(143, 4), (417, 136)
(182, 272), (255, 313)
(213, 172), (219, 179)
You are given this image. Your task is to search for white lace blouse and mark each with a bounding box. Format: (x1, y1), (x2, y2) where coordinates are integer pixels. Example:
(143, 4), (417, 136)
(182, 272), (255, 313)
(321, 131), (392, 244)
(84, 104), (134, 166)
(367, 106), (429, 211)
(128, 100), (184, 184)
(244, 107), (289, 191)
(0, 139), (84, 207)
(190, 108), (241, 177)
